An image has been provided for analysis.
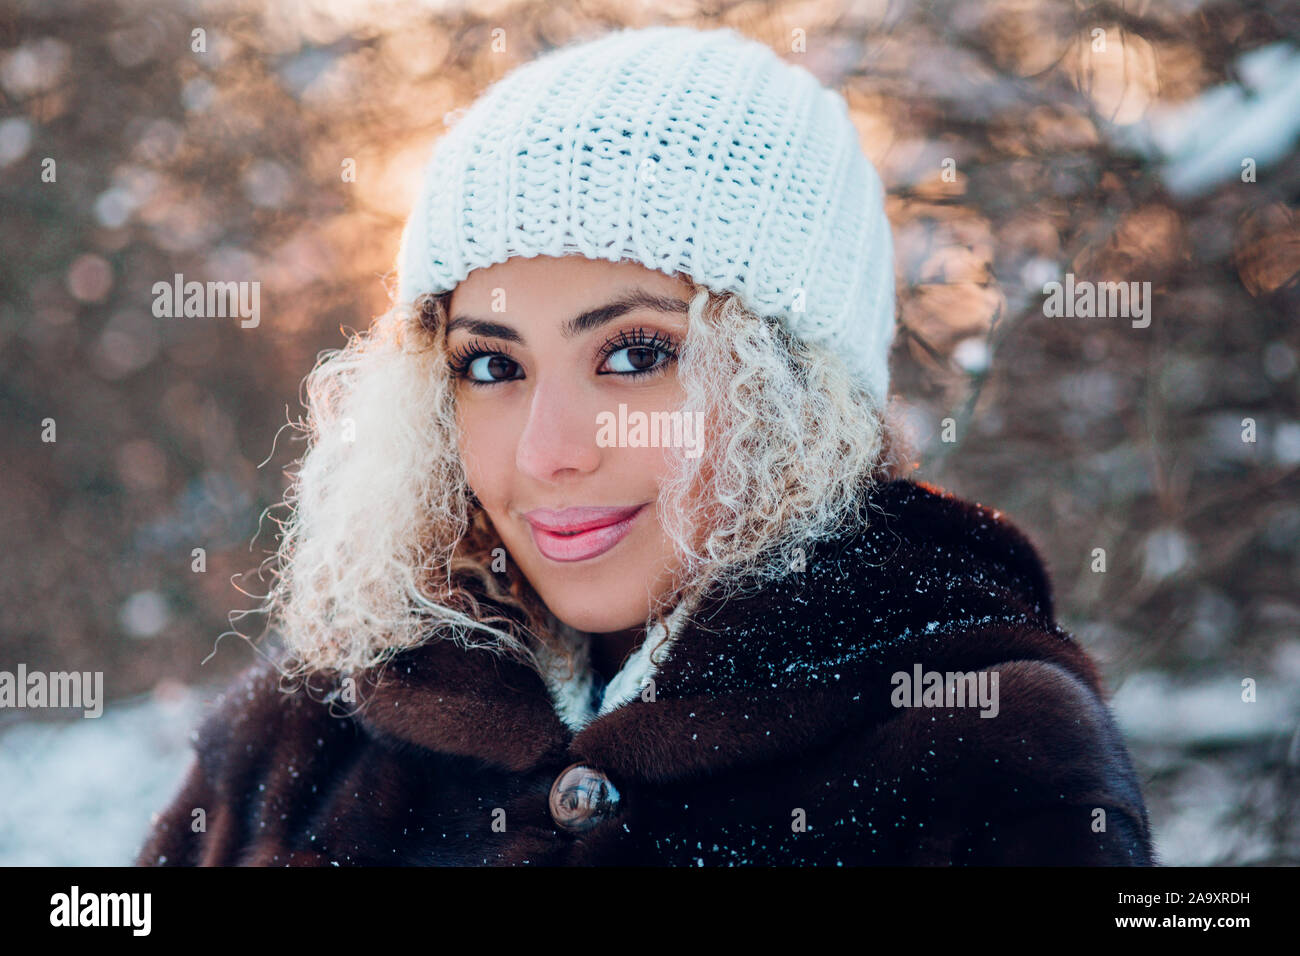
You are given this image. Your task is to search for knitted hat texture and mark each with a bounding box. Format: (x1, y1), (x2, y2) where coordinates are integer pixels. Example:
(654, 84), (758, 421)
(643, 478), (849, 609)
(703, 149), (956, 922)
(397, 25), (896, 403)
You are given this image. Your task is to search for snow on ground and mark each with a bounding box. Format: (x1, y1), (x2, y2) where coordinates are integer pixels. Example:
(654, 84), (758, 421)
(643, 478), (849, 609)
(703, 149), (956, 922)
(1109, 670), (1297, 747)
(0, 684), (209, 866)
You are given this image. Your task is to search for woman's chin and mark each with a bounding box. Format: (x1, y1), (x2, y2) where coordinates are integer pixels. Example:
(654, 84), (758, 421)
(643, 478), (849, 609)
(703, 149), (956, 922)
(540, 596), (643, 636)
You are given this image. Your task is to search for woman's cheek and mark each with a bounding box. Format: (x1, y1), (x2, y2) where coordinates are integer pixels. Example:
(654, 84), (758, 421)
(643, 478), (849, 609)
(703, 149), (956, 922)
(455, 401), (508, 503)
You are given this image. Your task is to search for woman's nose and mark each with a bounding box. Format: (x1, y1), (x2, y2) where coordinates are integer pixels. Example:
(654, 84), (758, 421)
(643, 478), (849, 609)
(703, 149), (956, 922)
(514, 377), (602, 482)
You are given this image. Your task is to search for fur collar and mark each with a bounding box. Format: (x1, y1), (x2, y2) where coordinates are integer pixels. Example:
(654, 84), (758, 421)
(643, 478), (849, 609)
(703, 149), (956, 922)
(535, 597), (700, 733)
(350, 480), (1104, 783)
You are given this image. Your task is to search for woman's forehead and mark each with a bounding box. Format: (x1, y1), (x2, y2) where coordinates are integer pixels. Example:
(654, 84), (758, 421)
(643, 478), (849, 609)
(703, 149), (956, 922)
(453, 255), (689, 297)
(448, 256), (693, 334)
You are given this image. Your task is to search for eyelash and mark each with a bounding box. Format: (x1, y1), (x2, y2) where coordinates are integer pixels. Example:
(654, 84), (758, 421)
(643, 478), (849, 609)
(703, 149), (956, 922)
(446, 327), (679, 387)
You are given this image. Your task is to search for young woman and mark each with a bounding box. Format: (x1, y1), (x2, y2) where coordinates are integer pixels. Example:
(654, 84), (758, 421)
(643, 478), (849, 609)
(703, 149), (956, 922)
(138, 25), (1155, 866)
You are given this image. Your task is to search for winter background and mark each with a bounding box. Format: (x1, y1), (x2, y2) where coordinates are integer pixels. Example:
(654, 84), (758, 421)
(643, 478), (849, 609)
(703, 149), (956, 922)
(1, 0), (1297, 866)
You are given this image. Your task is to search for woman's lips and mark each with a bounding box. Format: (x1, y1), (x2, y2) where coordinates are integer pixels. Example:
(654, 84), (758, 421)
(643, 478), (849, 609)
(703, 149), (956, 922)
(523, 504), (646, 562)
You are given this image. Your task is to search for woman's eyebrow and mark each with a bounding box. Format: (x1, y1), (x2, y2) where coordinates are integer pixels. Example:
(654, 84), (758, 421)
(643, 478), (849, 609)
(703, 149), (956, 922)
(445, 289), (688, 345)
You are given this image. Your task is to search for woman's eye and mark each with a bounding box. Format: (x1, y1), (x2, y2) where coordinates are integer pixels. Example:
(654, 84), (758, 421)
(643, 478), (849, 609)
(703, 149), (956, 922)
(603, 345), (669, 374)
(466, 354), (519, 382)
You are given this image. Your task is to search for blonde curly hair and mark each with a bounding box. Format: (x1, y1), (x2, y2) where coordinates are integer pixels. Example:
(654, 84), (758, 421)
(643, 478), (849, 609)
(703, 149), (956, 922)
(259, 276), (904, 681)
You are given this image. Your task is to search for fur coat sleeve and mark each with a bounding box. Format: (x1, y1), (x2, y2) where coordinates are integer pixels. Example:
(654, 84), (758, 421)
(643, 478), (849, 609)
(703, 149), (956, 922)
(137, 480), (1156, 866)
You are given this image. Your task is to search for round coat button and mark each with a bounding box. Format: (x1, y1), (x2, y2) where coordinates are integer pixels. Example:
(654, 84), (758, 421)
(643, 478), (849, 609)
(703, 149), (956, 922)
(548, 763), (621, 832)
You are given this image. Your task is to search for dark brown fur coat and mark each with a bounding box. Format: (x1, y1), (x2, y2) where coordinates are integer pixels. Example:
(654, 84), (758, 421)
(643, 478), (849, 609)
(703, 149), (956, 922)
(137, 480), (1155, 866)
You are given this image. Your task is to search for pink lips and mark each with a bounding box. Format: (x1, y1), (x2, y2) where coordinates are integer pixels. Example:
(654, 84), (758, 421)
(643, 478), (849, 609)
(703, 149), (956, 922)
(523, 504), (646, 563)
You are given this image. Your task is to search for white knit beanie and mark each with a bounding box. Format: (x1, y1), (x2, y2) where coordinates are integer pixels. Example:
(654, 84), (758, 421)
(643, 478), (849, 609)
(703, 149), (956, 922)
(397, 25), (896, 404)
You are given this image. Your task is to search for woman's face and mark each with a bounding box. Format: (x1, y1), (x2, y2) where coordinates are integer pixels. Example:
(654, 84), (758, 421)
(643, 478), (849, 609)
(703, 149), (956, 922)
(447, 255), (695, 634)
